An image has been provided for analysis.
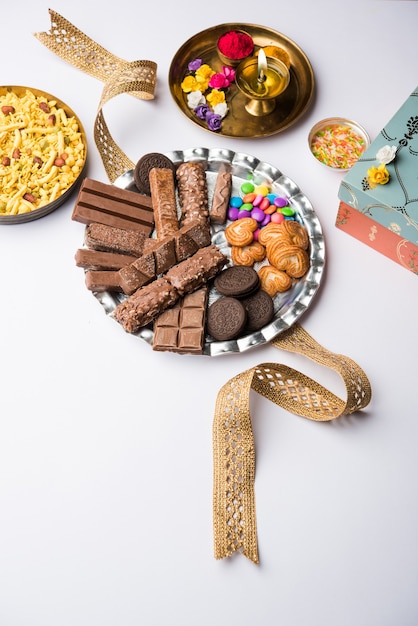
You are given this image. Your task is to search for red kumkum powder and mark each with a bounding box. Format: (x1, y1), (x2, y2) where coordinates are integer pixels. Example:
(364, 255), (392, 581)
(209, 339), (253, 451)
(218, 31), (254, 60)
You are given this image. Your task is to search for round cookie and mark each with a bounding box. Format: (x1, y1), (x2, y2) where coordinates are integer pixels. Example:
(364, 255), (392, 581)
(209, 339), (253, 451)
(207, 297), (247, 341)
(134, 153), (176, 195)
(242, 289), (275, 332)
(214, 265), (260, 298)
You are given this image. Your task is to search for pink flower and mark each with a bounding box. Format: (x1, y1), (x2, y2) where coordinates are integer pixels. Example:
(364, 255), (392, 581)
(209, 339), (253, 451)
(209, 73), (229, 89)
(223, 66), (235, 84)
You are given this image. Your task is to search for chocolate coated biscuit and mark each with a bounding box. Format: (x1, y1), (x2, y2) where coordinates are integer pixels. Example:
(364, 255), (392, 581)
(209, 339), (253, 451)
(214, 265), (260, 298)
(134, 153), (176, 195)
(207, 296), (247, 341)
(242, 289), (275, 332)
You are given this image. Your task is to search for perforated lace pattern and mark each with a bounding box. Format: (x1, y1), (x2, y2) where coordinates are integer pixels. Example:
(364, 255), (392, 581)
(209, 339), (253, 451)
(34, 9), (157, 182)
(213, 323), (372, 564)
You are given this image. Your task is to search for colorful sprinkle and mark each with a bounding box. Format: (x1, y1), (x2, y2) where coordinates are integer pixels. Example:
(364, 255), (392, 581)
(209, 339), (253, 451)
(310, 123), (367, 169)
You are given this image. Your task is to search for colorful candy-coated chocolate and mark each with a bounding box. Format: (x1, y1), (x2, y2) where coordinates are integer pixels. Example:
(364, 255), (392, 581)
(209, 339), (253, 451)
(264, 204), (277, 215)
(230, 196), (243, 208)
(254, 184), (269, 196)
(241, 182), (255, 194)
(238, 209), (251, 219)
(279, 206), (295, 216)
(253, 228), (260, 241)
(266, 193), (276, 203)
(228, 206), (240, 220)
(274, 196), (288, 208)
(252, 194), (264, 207)
(259, 197), (271, 211)
(242, 192), (256, 204)
(240, 202), (253, 211)
(270, 212), (285, 224)
(251, 207), (265, 222)
(260, 214), (271, 227)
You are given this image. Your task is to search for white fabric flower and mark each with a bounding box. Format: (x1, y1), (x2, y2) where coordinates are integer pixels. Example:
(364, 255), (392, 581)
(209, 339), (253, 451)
(213, 102), (228, 119)
(376, 145), (397, 164)
(186, 90), (206, 109)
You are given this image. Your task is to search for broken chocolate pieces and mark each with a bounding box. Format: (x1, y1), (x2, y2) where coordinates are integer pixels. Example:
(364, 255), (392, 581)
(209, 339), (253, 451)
(113, 245), (228, 333)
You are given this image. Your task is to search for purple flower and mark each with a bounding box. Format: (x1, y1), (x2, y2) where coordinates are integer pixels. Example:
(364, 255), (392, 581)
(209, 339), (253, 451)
(188, 58), (203, 71)
(205, 112), (222, 132)
(194, 104), (210, 119)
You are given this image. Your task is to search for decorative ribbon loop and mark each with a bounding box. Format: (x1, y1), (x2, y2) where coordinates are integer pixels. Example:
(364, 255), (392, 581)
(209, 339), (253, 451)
(34, 9), (157, 182)
(213, 323), (372, 565)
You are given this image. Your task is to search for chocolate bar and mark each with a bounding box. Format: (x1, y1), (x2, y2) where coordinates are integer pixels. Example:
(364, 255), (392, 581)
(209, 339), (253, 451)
(152, 287), (209, 354)
(119, 251), (156, 295)
(210, 164), (232, 225)
(113, 277), (180, 333)
(84, 223), (146, 257)
(166, 244), (228, 296)
(149, 167), (179, 238)
(72, 178), (154, 235)
(117, 220), (211, 295)
(176, 162), (210, 232)
(75, 248), (137, 271)
(85, 270), (121, 292)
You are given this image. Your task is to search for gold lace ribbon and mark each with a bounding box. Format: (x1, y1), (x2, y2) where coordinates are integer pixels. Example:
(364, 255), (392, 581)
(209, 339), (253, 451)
(213, 323), (372, 565)
(34, 9), (157, 182)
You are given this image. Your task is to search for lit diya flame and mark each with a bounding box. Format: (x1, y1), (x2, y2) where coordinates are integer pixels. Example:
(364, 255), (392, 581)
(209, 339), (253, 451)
(257, 48), (267, 83)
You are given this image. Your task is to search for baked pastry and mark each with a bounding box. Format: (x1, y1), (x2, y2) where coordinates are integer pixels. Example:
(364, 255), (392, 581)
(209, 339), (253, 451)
(224, 217), (258, 247)
(231, 241), (266, 266)
(258, 265), (293, 296)
(267, 242), (310, 278)
(258, 220), (309, 249)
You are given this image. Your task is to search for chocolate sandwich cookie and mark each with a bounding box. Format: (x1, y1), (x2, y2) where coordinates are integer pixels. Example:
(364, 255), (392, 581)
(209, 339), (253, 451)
(214, 265), (260, 298)
(134, 153), (176, 196)
(242, 288), (275, 332)
(207, 296), (247, 341)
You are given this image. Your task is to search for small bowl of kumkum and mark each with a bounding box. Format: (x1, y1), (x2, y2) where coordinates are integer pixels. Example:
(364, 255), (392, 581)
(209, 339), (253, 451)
(217, 29), (254, 67)
(308, 117), (370, 171)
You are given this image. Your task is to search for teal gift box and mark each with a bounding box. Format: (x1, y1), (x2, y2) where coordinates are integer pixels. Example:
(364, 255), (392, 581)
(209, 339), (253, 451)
(337, 86), (418, 274)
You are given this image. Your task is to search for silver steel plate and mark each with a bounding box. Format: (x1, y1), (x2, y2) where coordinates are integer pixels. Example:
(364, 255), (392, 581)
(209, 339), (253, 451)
(95, 147), (325, 356)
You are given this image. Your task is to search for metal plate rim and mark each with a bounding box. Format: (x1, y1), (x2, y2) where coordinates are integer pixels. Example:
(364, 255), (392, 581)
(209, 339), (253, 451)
(96, 147), (326, 357)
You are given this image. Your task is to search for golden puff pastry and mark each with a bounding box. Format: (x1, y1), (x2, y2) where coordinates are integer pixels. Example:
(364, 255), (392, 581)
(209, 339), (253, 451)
(258, 265), (293, 296)
(224, 217), (258, 247)
(267, 241), (310, 278)
(258, 220), (309, 250)
(231, 241), (266, 266)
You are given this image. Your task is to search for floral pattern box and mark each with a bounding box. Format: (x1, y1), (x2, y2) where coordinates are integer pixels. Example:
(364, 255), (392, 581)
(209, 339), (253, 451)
(336, 85), (418, 275)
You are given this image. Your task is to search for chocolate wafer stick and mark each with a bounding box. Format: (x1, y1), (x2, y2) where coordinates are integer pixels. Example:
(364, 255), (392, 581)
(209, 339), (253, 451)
(149, 167), (179, 238)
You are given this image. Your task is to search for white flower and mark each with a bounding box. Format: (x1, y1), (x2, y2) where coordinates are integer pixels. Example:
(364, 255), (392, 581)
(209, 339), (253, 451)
(213, 102), (228, 119)
(376, 145), (397, 165)
(186, 90), (206, 109)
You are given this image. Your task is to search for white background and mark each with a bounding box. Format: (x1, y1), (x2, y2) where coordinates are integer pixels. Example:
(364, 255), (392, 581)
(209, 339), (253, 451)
(1, 2), (418, 625)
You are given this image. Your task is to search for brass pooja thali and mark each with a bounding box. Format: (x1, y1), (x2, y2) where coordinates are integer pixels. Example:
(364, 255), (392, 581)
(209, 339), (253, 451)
(99, 147), (326, 356)
(169, 24), (315, 138)
(0, 86), (87, 225)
